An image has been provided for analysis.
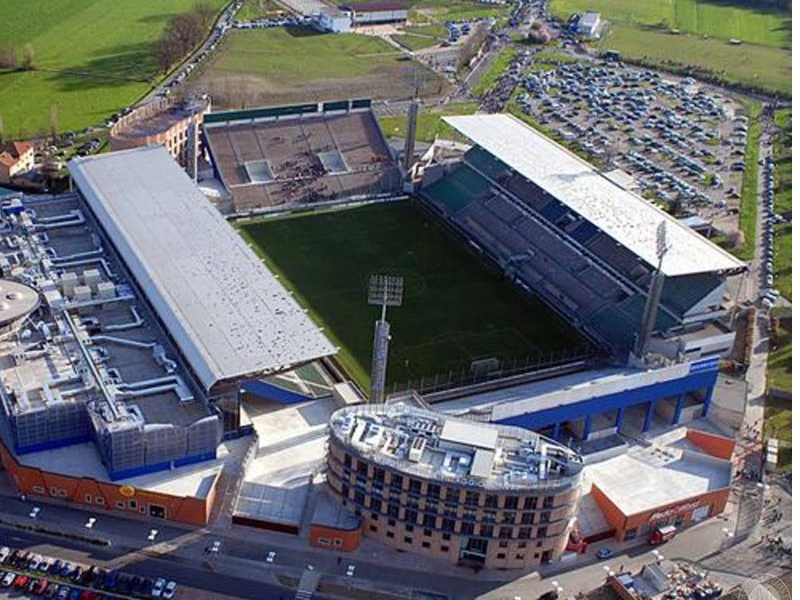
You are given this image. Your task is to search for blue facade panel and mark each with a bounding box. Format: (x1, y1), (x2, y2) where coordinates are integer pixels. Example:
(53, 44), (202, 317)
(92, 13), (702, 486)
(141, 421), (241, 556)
(240, 380), (314, 405)
(497, 367), (719, 431)
(14, 434), (93, 456)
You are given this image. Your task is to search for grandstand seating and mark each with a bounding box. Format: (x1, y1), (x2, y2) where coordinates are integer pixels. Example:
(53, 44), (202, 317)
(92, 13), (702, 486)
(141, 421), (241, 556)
(661, 274), (723, 314)
(421, 142), (727, 352)
(204, 109), (401, 212)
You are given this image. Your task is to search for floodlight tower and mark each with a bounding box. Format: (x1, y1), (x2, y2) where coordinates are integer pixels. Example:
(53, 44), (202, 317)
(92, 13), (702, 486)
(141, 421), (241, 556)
(367, 274), (404, 403)
(634, 221), (669, 357)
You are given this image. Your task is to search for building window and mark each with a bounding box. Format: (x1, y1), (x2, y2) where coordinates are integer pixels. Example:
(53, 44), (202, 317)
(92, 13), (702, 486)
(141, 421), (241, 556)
(540, 512), (550, 523)
(404, 536), (412, 545)
(518, 527), (531, 540)
(483, 511), (497, 523)
(318, 537), (331, 546)
(440, 545), (450, 553)
(502, 512), (516, 524)
(95, 496), (104, 505)
(518, 542), (527, 549)
(423, 514), (436, 528)
(374, 468), (385, 482)
(504, 496), (519, 510)
(442, 532), (451, 541)
(499, 540), (509, 548)
(405, 510), (418, 524)
(427, 484), (441, 499)
(515, 553), (525, 560)
(85, 494), (93, 503)
(371, 512), (379, 521)
(423, 528), (432, 538)
(499, 527), (513, 539)
(116, 501), (124, 509)
(543, 496), (554, 508)
(409, 479), (422, 494)
(405, 523), (414, 533)
(442, 519), (455, 533)
(537, 527), (548, 538)
(484, 494), (499, 508)
(480, 525), (493, 537)
(388, 519), (396, 527)
(391, 474), (403, 489)
(523, 497), (536, 510)
(521, 513), (535, 525)
(445, 488), (459, 504)
(624, 528), (637, 541)
(333, 539), (343, 547)
(32, 486), (45, 494)
(388, 505), (399, 519)
(497, 553), (506, 559)
(369, 525), (378, 532)
(356, 460), (368, 475)
(422, 541), (431, 549)
(387, 531), (395, 539)
(465, 491), (480, 506)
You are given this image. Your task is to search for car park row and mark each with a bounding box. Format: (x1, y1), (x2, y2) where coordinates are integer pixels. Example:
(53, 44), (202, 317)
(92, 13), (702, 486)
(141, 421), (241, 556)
(0, 546), (176, 600)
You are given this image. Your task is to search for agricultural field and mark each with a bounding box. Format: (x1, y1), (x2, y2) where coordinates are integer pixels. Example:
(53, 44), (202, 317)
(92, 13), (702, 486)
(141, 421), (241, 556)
(188, 27), (448, 108)
(380, 101), (477, 142)
(549, 0), (791, 95)
(0, 0), (227, 138)
(238, 200), (589, 391)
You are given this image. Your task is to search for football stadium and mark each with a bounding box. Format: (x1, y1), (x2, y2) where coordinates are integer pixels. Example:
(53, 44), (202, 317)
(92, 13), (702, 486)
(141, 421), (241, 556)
(0, 103), (745, 555)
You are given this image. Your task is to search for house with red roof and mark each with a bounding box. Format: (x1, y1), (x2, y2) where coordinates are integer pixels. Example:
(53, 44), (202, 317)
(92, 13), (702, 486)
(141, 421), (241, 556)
(0, 141), (34, 184)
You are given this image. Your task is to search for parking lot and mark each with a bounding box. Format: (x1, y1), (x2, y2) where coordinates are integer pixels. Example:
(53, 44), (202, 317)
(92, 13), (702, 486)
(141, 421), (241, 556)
(0, 546), (177, 600)
(509, 54), (748, 227)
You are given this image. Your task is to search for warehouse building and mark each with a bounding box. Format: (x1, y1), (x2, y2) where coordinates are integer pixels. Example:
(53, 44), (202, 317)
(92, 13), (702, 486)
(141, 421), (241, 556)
(339, 0), (409, 25)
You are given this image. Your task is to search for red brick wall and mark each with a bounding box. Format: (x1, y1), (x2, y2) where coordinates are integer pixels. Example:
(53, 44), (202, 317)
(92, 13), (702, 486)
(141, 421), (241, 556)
(309, 523), (361, 552)
(686, 429), (736, 460)
(0, 441), (216, 526)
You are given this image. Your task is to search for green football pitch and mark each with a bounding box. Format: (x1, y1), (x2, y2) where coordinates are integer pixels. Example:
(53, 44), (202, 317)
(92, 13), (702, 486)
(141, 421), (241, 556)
(238, 200), (591, 392)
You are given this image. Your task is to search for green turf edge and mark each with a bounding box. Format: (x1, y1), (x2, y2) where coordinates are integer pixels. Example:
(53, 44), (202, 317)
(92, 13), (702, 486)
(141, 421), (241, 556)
(734, 101), (763, 260)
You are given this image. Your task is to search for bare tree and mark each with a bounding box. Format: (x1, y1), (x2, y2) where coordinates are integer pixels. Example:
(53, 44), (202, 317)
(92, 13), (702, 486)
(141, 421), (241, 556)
(22, 44), (35, 71)
(0, 44), (17, 69)
(49, 103), (59, 139)
(194, 2), (217, 26)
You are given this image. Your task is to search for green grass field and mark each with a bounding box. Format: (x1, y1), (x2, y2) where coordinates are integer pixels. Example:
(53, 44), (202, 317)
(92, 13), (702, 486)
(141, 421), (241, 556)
(472, 47), (517, 96)
(772, 108), (792, 301)
(380, 101), (477, 142)
(190, 27), (448, 107)
(0, 0), (227, 138)
(236, 0), (287, 20)
(549, 0), (791, 95)
(238, 200), (589, 391)
(736, 101), (763, 260)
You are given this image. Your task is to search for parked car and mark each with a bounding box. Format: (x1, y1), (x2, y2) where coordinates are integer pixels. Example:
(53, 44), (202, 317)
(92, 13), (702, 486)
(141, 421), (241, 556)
(596, 547), (613, 559)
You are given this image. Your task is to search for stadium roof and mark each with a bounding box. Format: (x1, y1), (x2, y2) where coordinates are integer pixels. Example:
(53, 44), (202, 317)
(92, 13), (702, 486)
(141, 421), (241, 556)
(444, 114), (746, 277)
(68, 146), (336, 392)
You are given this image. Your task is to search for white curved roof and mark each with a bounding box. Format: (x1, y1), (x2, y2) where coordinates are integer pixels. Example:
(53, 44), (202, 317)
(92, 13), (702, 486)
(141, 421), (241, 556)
(69, 146), (336, 392)
(444, 114), (746, 277)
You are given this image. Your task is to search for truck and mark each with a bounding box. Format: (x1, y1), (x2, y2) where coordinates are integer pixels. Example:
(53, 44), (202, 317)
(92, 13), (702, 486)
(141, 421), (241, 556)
(649, 525), (677, 545)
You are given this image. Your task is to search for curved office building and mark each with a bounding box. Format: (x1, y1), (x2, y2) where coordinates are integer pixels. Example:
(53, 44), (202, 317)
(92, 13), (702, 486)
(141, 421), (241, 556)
(327, 404), (583, 569)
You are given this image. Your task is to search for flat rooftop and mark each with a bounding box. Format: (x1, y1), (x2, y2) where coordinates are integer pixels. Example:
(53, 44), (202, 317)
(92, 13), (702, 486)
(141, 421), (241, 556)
(330, 404), (583, 491)
(584, 443), (731, 516)
(68, 147), (336, 392)
(5, 429), (222, 499)
(234, 397), (337, 527)
(444, 114), (746, 277)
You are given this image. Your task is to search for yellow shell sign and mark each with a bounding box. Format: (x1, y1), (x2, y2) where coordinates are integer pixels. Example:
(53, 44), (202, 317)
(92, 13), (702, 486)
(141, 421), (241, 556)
(119, 485), (136, 498)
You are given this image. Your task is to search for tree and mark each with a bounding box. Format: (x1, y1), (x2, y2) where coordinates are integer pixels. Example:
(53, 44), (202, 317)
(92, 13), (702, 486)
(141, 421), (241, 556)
(193, 2), (217, 27)
(22, 44), (35, 71)
(0, 43), (16, 69)
(49, 103), (59, 139)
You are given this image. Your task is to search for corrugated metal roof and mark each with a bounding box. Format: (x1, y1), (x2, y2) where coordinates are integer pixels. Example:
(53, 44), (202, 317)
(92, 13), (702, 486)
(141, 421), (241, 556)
(443, 114), (746, 277)
(68, 146), (336, 392)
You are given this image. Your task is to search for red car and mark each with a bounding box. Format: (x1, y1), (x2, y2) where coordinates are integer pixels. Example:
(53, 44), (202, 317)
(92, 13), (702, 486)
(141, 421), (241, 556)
(14, 574), (29, 588)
